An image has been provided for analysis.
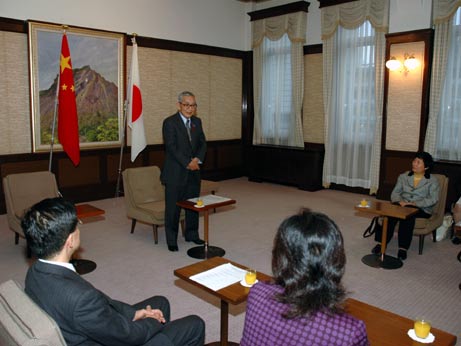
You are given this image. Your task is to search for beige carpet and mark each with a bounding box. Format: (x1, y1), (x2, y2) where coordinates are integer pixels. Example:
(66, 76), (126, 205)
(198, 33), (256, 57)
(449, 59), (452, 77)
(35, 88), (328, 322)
(0, 177), (460, 344)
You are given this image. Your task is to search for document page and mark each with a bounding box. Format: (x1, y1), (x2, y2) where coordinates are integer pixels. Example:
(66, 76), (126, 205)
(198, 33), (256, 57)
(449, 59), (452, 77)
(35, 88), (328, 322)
(188, 194), (232, 205)
(189, 263), (246, 291)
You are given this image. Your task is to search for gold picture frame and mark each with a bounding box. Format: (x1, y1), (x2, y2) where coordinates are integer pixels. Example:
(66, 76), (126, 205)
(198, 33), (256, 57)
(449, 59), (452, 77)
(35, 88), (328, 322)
(28, 21), (125, 152)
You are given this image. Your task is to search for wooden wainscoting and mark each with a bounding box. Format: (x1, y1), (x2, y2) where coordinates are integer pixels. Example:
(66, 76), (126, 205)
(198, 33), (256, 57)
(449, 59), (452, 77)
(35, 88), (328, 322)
(246, 143), (324, 191)
(0, 139), (243, 214)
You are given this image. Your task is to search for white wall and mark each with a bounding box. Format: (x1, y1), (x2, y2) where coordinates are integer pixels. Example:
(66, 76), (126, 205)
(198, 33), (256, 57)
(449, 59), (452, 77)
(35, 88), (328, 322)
(0, 0), (249, 50)
(0, 0), (434, 51)
(389, 0), (432, 33)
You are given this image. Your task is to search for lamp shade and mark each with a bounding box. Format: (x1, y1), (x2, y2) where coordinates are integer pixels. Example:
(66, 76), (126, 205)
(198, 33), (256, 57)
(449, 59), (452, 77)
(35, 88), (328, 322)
(404, 56), (419, 70)
(385, 57), (402, 71)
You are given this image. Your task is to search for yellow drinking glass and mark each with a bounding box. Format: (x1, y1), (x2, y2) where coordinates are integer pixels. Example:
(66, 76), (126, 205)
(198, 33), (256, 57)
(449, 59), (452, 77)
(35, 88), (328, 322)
(244, 269), (257, 285)
(360, 199), (368, 207)
(196, 199), (204, 207)
(414, 319), (431, 339)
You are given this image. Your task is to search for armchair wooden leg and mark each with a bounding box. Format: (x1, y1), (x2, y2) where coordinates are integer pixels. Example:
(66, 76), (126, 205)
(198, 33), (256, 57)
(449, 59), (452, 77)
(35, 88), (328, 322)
(180, 220), (185, 237)
(152, 225), (158, 244)
(418, 235), (425, 255)
(130, 219), (137, 234)
(15, 232), (19, 245)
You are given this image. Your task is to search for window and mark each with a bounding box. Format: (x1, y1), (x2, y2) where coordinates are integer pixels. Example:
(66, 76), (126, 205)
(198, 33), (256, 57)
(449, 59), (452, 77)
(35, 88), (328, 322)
(260, 34), (293, 144)
(324, 20), (377, 188)
(435, 7), (461, 161)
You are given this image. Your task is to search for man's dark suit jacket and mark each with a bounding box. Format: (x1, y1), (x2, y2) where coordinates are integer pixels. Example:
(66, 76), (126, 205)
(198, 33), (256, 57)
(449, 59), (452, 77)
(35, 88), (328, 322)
(160, 112), (207, 186)
(25, 261), (163, 346)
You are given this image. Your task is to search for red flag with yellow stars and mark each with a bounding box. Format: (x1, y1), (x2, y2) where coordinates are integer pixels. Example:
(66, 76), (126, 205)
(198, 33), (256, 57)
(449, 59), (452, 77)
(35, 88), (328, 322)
(58, 33), (80, 166)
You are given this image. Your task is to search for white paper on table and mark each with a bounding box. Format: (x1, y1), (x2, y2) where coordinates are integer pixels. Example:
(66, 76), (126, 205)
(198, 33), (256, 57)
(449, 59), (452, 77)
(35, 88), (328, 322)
(189, 263), (246, 291)
(187, 194), (232, 205)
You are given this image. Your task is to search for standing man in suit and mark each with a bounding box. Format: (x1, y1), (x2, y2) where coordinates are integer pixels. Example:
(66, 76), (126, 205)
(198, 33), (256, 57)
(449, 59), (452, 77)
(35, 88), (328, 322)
(23, 197), (205, 346)
(161, 91), (207, 252)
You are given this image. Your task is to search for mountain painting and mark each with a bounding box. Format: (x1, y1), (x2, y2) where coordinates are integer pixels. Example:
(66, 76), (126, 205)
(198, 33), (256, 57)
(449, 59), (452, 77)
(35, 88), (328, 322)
(29, 22), (125, 151)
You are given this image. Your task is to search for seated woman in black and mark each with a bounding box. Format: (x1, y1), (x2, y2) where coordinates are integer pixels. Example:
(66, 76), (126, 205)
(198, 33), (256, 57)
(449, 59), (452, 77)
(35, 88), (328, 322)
(372, 151), (439, 260)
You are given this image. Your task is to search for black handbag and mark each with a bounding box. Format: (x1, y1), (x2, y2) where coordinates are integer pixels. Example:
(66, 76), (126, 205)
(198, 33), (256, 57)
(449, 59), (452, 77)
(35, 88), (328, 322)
(363, 216), (382, 238)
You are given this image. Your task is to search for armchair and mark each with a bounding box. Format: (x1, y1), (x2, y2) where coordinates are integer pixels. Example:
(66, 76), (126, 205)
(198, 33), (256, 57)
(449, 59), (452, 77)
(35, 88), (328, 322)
(413, 174), (449, 254)
(3, 171), (60, 251)
(122, 166), (184, 244)
(0, 279), (67, 346)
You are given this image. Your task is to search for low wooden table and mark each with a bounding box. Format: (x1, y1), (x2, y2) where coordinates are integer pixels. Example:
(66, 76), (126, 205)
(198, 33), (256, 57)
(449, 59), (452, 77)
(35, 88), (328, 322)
(71, 204), (105, 275)
(175, 257), (457, 346)
(177, 197), (236, 259)
(76, 203), (105, 219)
(355, 201), (418, 269)
(346, 298), (457, 346)
(174, 256), (271, 346)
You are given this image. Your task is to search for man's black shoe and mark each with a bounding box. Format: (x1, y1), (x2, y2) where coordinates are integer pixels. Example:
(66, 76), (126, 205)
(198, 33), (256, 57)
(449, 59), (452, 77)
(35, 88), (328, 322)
(168, 245), (179, 252)
(371, 244), (381, 255)
(186, 239), (205, 245)
(397, 249), (407, 260)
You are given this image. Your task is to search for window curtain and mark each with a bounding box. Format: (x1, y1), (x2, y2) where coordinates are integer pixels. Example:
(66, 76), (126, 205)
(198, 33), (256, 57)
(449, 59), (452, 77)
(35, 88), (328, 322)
(321, 0), (388, 192)
(252, 11), (306, 147)
(424, 0), (461, 160)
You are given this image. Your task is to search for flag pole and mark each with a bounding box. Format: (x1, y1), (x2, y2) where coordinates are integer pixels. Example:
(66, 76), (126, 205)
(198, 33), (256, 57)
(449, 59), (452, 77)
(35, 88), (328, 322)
(49, 26), (68, 172)
(114, 33), (137, 198)
(49, 70), (61, 172)
(115, 99), (128, 197)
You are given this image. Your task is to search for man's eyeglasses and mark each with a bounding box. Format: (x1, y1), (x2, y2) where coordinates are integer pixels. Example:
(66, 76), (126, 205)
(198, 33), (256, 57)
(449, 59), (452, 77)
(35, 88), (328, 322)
(180, 103), (198, 109)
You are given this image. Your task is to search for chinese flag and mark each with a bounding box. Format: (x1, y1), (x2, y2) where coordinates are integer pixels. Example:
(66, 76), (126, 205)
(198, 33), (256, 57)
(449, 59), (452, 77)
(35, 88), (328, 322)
(58, 33), (80, 166)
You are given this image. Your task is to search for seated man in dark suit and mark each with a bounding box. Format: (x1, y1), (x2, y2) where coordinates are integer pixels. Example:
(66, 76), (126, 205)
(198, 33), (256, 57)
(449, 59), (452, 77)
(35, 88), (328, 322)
(22, 197), (205, 346)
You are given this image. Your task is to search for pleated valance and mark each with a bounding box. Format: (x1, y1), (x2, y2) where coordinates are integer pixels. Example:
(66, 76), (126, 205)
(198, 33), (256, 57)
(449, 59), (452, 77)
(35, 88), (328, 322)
(321, 0), (389, 40)
(433, 0), (461, 24)
(252, 11), (307, 48)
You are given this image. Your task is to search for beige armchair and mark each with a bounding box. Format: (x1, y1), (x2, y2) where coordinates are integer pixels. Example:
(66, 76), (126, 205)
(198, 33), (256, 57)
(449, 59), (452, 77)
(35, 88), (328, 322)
(3, 171), (60, 253)
(413, 174), (449, 254)
(0, 279), (67, 346)
(122, 166), (184, 244)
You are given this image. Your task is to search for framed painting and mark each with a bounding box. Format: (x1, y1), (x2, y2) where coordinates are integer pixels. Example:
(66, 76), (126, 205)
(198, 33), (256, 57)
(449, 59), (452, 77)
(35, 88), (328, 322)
(28, 21), (125, 152)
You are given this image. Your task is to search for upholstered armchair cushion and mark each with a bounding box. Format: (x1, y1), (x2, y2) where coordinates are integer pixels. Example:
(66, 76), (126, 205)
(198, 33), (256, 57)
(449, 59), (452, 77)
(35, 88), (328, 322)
(138, 201), (166, 220)
(125, 166), (164, 205)
(0, 280), (66, 346)
(122, 165), (185, 243)
(413, 174), (448, 235)
(413, 174), (449, 254)
(3, 172), (60, 246)
(5, 172), (59, 219)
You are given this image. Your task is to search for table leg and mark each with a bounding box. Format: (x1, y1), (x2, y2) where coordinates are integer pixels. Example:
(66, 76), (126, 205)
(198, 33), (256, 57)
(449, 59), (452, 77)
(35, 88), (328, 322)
(221, 300), (229, 346)
(205, 300), (239, 346)
(361, 216), (403, 269)
(380, 216), (388, 261)
(187, 209), (225, 259)
(204, 209), (209, 245)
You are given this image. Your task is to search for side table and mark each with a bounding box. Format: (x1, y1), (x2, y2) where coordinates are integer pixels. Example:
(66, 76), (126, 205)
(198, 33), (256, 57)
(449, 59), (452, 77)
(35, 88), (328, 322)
(177, 196), (235, 259)
(355, 201), (418, 269)
(71, 204), (105, 275)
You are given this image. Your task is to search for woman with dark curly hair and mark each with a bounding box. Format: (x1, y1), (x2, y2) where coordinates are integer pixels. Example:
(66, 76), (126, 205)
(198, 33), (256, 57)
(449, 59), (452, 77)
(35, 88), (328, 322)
(372, 151), (440, 260)
(240, 209), (369, 346)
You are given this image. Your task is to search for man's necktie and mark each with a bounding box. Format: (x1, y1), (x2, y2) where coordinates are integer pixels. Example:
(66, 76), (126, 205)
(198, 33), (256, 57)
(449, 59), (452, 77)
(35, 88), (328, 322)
(186, 119), (192, 141)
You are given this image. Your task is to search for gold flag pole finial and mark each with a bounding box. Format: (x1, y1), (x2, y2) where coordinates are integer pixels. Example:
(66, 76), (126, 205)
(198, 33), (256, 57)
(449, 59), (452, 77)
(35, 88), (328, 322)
(131, 33), (138, 45)
(62, 25), (69, 33)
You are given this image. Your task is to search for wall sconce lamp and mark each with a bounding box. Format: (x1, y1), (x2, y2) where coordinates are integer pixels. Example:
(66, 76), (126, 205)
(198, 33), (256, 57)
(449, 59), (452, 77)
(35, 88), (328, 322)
(386, 53), (419, 74)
